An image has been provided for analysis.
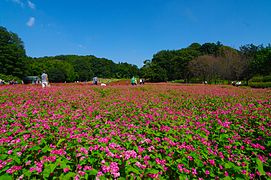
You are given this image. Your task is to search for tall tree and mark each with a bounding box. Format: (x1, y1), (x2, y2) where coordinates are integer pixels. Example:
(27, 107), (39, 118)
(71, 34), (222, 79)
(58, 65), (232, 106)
(0, 26), (26, 78)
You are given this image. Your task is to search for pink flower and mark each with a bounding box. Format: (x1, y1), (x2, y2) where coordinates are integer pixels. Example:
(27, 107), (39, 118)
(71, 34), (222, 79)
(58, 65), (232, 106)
(83, 166), (92, 171)
(187, 156), (193, 161)
(192, 168), (197, 175)
(74, 175), (80, 180)
(6, 166), (22, 174)
(26, 160), (31, 166)
(78, 171), (86, 176)
(7, 150), (12, 155)
(80, 147), (88, 154)
(48, 156), (57, 162)
(63, 167), (69, 173)
(209, 159), (215, 166)
(205, 170), (210, 175)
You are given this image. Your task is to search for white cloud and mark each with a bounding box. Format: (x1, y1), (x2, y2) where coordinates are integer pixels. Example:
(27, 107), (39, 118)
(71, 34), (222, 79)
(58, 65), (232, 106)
(26, 17), (35, 27)
(11, 0), (24, 7)
(27, 0), (35, 9)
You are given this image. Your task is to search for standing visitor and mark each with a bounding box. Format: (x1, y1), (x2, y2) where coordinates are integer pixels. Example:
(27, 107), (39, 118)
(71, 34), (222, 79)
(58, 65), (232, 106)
(93, 76), (98, 85)
(41, 71), (49, 88)
(131, 76), (135, 85)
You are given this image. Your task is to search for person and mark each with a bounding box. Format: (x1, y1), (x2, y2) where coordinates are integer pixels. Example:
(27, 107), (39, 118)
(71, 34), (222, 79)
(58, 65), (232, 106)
(93, 76), (98, 85)
(41, 71), (49, 88)
(131, 76), (135, 85)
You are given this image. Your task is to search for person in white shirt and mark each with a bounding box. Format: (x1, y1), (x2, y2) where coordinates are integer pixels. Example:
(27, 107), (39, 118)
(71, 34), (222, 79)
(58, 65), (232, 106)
(41, 71), (49, 88)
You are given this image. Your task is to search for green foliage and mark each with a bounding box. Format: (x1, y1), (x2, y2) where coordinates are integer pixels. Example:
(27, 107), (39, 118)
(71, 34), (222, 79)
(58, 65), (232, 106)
(0, 73), (21, 83)
(140, 62), (167, 82)
(248, 82), (271, 88)
(0, 26), (27, 78)
(171, 79), (185, 83)
(249, 76), (264, 82)
(141, 42), (270, 83)
(263, 75), (271, 82)
(249, 75), (271, 88)
(27, 55), (139, 82)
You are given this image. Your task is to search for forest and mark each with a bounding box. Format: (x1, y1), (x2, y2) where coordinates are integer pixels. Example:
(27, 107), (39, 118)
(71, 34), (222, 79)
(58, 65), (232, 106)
(1, 26), (270, 85)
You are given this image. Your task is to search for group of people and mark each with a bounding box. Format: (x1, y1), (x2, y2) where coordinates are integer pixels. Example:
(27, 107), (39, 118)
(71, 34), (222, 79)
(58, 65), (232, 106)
(1, 72), (145, 88)
(131, 76), (144, 85)
(0, 79), (5, 85)
(0, 79), (19, 85)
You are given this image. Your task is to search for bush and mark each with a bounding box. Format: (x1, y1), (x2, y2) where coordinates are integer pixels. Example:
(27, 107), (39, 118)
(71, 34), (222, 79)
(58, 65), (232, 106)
(249, 82), (271, 88)
(0, 74), (22, 84)
(189, 78), (202, 83)
(249, 75), (271, 88)
(249, 76), (263, 82)
(263, 75), (271, 82)
(172, 79), (185, 83)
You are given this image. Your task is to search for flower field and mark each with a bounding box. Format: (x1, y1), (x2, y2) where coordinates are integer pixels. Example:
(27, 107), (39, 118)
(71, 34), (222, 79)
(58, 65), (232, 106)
(0, 84), (271, 179)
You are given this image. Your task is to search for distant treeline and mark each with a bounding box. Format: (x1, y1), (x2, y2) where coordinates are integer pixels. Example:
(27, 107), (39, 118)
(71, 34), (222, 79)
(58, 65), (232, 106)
(1, 26), (270, 83)
(27, 55), (139, 82)
(142, 42), (271, 83)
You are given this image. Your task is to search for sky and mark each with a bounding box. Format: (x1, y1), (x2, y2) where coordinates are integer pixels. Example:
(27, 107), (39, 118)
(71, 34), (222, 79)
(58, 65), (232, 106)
(0, 0), (271, 67)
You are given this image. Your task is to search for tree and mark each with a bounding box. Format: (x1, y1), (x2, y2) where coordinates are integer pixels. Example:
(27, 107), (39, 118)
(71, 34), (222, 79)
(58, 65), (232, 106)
(200, 42), (221, 56)
(140, 61), (167, 82)
(251, 47), (271, 76)
(188, 55), (220, 82)
(0, 26), (26, 78)
(218, 46), (242, 80)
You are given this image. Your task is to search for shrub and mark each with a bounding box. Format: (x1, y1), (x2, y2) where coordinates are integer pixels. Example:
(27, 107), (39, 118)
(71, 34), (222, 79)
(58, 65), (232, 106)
(249, 82), (271, 88)
(249, 76), (263, 82)
(0, 74), (22, 83)
(172, 79), (185, 83)
(249, 75), (271, 88)
(263, 75), (271, 82)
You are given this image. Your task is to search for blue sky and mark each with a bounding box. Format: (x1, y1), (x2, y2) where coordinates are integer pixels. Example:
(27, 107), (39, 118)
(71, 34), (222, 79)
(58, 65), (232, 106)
(1, 0), (271, 67)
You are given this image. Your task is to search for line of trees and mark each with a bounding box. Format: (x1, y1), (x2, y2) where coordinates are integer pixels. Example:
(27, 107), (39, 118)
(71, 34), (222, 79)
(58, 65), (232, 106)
(0, 26), (139, 83)
(1, 26), (270, 83)
(27, 55), (139, 82)
(140, 42), (271, 83)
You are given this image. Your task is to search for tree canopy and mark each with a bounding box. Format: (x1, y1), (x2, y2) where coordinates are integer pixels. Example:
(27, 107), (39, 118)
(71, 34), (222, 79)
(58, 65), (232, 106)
(0, 26), (26, 78)
(140, 42), (271, 82)
(0, 26), (270, 83)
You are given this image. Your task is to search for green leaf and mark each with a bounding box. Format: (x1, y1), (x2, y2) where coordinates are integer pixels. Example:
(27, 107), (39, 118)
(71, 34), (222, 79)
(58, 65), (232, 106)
(223, 176), (231, 180)
(0, 174), (12, 180)
(225, 162), (234, 169)
(88, 169), (98, 176)
(57, 138), (66, 147)
(146, 169), (159, 174)
(62, 172), (76, 180)
(256, 158), (265, 175)
(50, 163), (57, 173)
(43, 165), (51, 178)
(13, 156), (21, 164)
(126, 167), (140, 174)
(0, 154), (8, 160)
(23, 170), (32, 177)
(42, 145), (51, 153)
(30, 146), (40, 151)
(179, 174), (188, 180)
